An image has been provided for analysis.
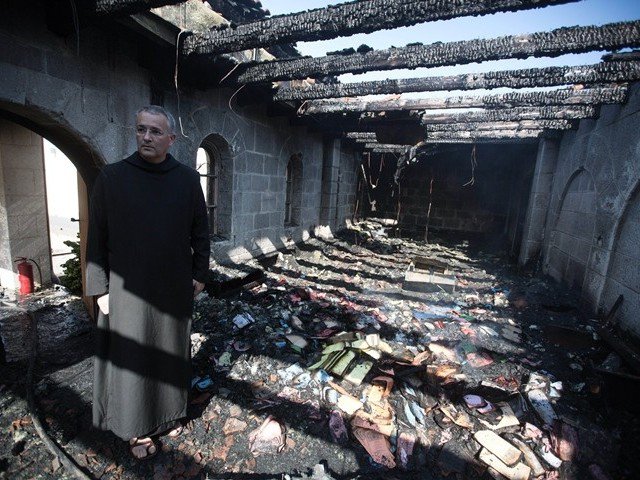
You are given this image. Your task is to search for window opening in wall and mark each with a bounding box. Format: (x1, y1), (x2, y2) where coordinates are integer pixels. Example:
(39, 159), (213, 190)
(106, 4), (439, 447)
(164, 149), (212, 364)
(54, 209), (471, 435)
(196, 146), (220, 237)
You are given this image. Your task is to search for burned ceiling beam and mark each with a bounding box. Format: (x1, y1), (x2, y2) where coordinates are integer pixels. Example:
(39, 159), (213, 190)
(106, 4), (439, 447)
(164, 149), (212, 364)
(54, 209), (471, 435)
(300, 86), (627, 115)
(81, 0), (189, 17)
(426, 129), (549, 140)
(364, 143), (411, 152)
(183, 0), (578, 56)
(274, 61), (640, 101)
(237, 20), (640, 84)
(423, 119), (574, 131)
(420, 137), (539, 144)
(602, 50), (640, 62)
(417, 105), (597, 124)
(345, 132), (378, 141)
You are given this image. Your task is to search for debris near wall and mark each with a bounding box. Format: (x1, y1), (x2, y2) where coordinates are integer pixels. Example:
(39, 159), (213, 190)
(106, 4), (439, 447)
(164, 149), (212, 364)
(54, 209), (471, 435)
(1, 222), (638, 478)
(236, 21), (640, 83)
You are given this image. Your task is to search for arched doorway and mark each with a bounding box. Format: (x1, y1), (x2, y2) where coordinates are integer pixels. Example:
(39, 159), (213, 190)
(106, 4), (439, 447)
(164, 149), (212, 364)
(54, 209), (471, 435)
(0, 104), (103, 314)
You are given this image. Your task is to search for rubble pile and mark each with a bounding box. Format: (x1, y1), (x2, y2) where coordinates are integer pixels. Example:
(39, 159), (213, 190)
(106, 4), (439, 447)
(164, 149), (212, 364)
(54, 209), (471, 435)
(0, 220), (638, 479)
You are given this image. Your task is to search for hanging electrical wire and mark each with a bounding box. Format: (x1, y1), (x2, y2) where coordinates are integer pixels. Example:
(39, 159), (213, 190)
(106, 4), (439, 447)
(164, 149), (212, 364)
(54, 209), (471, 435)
(462, 144), (478, 187)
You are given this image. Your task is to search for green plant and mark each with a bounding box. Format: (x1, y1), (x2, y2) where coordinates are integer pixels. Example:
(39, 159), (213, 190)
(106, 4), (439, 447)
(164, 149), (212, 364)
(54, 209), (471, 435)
(60, 235), (82, 295)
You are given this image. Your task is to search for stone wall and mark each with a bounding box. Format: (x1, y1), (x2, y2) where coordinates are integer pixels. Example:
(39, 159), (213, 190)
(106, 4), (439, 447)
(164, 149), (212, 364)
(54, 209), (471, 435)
(387, 144), (536, 236)
(0, 120), (52, 289)
(521, 82), (640, 339)
(0, 1), (358, 285)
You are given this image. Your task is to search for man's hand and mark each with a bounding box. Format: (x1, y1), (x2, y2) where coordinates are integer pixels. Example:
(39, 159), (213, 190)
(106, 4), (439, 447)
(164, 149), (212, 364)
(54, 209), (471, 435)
(97, 294), (109, 315)
(193, 279), (205, 298)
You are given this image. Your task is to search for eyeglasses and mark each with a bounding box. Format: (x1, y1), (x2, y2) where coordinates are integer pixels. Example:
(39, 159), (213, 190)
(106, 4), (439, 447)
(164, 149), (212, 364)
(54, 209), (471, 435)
(136, 126), (166, 137)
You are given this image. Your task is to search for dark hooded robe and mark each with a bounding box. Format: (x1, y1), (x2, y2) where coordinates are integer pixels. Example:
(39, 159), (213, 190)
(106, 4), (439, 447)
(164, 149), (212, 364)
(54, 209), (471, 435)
(86, 152), (210, 440)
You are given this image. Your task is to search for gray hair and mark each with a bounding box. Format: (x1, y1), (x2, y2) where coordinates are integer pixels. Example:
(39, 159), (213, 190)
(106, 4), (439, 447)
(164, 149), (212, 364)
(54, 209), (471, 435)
(136, 105), (176, 134)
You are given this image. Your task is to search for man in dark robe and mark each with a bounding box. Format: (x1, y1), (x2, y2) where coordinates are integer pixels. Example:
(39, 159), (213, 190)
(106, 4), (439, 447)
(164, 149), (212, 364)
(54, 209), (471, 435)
(86, 105), (210, 459)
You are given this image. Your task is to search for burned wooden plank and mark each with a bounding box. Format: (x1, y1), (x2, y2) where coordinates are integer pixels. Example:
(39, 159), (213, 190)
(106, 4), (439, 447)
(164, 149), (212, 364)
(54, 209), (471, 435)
(602, 51), (640, 62)
(420, 137), (540, 144)
(404, 270), (457, 294)
(82, 0), (188, 16)
(183, 0), (578, 56)
(301, 86), (627, 115)
(413, 256), (448, 273)
(426, 129), (548, 139)
(423, 119), (574, 131)
(345, 132), (378, 141)
(274, 61), (640, 101)
(237, 21), (640, 83)
(364, 143), (411, 151)
(417, 105), (597, 124)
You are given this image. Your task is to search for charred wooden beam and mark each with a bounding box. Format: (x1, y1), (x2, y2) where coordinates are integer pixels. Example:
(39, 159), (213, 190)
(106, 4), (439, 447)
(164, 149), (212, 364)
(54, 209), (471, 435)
(274, 61), (640, 101)
(602, 50), (640, 62)
(421, 137), (539, 144)
(237, 20), (640, 84)
(345, 132), (377, 139)
(364, 143), (411, 153)
(423, 119), (574, 131)
(301, 86), (627, 115)
(417, 105), (597, 124)
(184, 0), (578, 56)
(427, 129), (547, 139)
(81, 0), (188, 17)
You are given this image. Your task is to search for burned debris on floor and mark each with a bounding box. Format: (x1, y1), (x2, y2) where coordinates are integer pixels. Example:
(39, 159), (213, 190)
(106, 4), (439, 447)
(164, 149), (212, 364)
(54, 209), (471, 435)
(1, 220), (639, 480)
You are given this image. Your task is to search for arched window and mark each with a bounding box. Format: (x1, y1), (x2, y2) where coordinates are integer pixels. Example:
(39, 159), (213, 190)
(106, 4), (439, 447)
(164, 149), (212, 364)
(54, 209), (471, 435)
(197, 134), (233, 240)
(285, 153), (303, 226)
(196, 146), (219, 236)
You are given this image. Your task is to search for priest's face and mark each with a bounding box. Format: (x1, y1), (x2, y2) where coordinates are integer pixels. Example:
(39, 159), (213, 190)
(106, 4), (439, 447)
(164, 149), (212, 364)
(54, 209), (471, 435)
(135, 111), (176, 164)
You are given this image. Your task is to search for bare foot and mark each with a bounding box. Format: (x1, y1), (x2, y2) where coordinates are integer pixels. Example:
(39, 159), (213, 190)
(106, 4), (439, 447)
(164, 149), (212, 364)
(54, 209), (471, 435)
(129, 437), (157, 460)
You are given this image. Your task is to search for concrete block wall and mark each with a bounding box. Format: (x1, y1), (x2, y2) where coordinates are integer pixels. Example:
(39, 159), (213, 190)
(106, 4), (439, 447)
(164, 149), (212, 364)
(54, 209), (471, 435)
(523, 82), (640, 338)
(335, 149), (360, 227)
(544, 168), (597, 290)
(395, 144), (536, 234)
(519, 138), (559, 265)
(0, 3), (360, 271)
(0, 119), (52, 289)
(320, 139), (341, 229)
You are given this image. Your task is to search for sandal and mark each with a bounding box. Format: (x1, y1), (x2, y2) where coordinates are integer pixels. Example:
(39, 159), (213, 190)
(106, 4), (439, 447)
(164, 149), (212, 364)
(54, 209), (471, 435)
(129, 437), (157, 461)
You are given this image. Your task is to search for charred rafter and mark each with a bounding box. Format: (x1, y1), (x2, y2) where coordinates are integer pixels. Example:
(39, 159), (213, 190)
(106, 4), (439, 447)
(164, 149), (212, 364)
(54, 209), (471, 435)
(417, 105), (597, 124)
(345, 132), (378, 141)
(274, 61), (640, 101)
(426, 129), (549, 139)
(183, 0), (577, 56)
(79, 0), (188, 16)
(423, 120), (574, 131)
(420, 137), (540, 144)
(363, 143), (411, 152)
(237, 20), (640, 84)
(300, 86), (627, 115)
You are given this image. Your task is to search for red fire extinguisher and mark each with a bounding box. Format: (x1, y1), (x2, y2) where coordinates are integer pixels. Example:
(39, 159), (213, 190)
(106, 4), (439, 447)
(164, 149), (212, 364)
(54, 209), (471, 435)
(14, 257), (39, 295)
